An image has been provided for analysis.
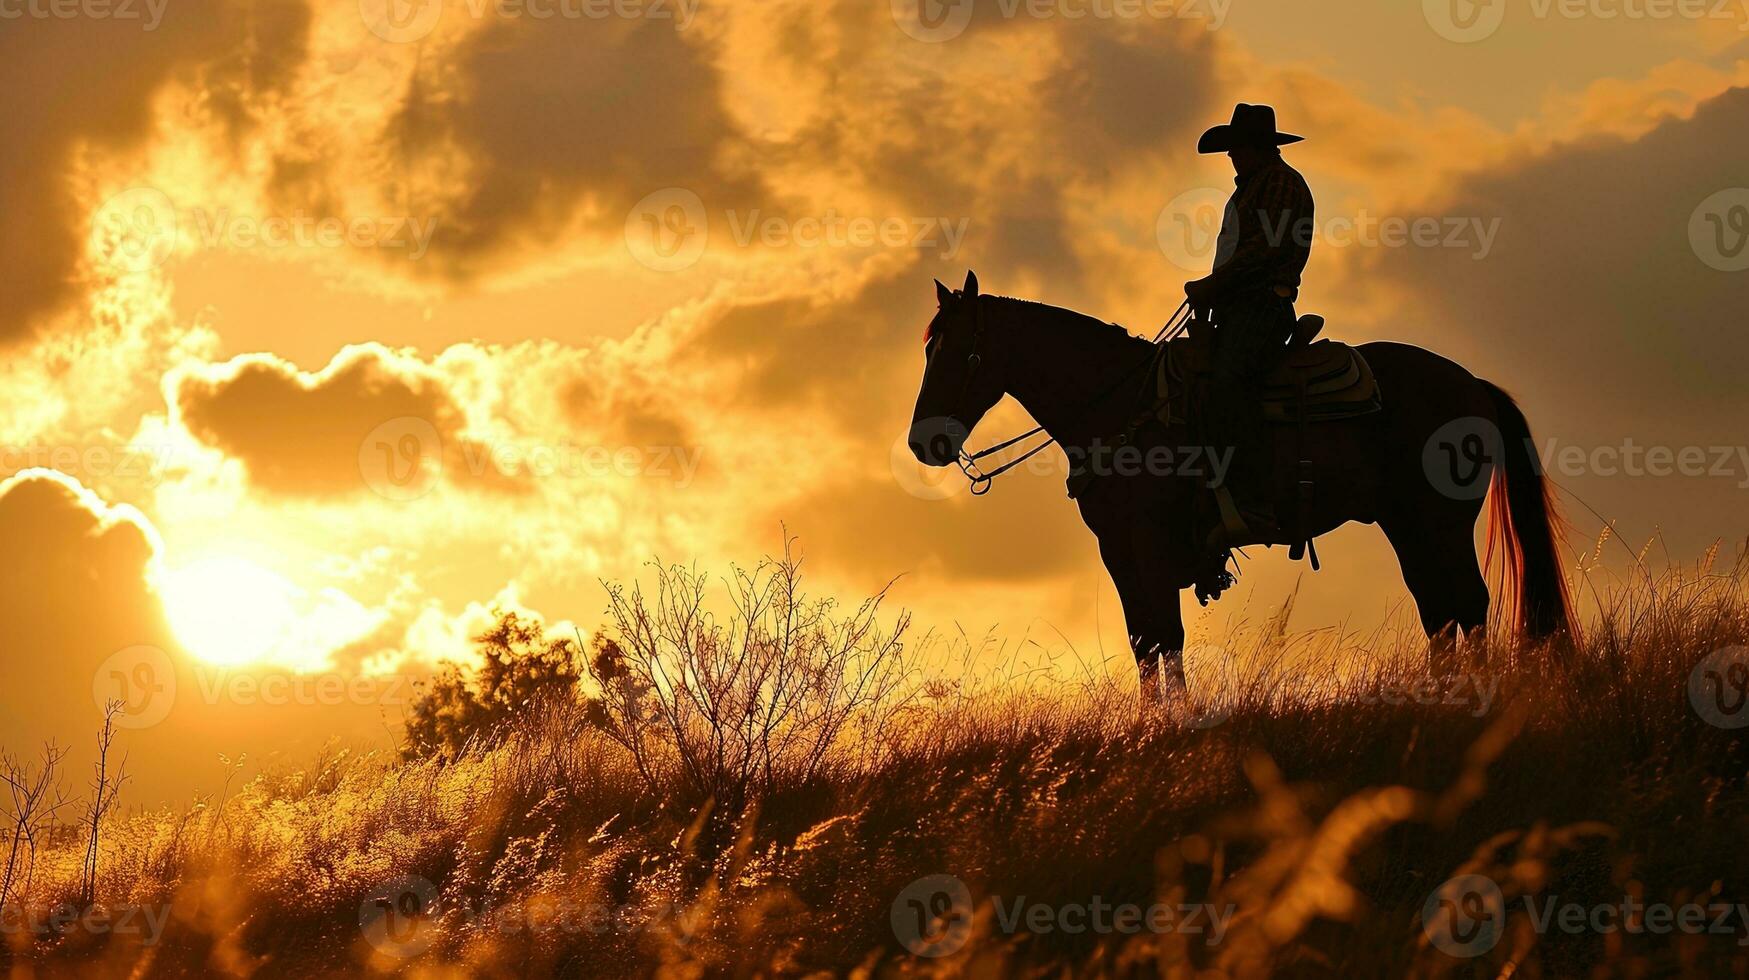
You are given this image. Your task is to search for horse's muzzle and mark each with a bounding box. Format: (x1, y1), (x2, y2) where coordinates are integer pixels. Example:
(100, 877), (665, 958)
(908, 417), (968, 467)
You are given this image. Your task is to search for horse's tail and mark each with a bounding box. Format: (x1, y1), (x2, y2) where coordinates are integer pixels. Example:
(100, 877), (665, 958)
(1482, 382), (1574, 640)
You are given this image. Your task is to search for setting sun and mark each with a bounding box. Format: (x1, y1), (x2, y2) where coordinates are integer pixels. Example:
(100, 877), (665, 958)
(157, 556), (300, 666)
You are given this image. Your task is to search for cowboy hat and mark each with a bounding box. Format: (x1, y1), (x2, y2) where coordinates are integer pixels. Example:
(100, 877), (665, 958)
(1197, 103), (1304, 154)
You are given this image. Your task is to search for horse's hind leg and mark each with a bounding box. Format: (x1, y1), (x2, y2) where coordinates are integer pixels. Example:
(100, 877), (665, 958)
(1381, 511), (1490, 676)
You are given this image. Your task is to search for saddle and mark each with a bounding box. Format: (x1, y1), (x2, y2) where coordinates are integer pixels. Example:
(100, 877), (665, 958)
(1137, 315), (1384, 580)
(1155, 316), (1383, 424)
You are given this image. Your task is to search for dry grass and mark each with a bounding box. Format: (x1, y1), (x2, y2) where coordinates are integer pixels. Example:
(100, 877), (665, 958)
(4, 549), (1749, 978)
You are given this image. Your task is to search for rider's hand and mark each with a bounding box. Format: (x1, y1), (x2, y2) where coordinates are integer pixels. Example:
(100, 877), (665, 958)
(1184, 277), (1216, 318)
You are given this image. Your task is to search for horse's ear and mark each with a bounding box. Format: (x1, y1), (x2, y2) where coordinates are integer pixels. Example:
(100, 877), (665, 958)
(962, 270), (979, 298)
(934, 279), (953, 307)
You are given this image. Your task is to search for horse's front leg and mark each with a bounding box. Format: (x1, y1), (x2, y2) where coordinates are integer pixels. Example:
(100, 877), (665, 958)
(1096, 535), (1188, 712)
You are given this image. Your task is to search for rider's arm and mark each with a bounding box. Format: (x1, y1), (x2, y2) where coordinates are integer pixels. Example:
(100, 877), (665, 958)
(1203, 167), (1312, 299)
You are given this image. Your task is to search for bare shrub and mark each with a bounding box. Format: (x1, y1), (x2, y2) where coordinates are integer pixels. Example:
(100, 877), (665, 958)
(585, 543), (911, 808)
(1, 742), (69, 905)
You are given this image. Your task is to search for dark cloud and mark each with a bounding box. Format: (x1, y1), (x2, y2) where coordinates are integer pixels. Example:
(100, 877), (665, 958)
(0, 0), (308, 342)
(1360, 86), (1749, 550)
(1044, 28), (1219, 158)
(686, 261), (948, 424)
(383, 16), (764, 272)
(0, 472), (170, 707)
(175, 345), (524, 496)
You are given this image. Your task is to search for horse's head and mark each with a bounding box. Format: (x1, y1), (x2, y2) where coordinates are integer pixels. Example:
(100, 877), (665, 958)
(908, 270), (1006, 466)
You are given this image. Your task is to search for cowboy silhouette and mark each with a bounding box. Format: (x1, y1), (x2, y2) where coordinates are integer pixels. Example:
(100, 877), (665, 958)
(1183, 103), (1315, 551)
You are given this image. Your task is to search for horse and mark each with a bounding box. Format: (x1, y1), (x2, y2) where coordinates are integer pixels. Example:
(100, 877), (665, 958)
(906, 271), (1571, 708)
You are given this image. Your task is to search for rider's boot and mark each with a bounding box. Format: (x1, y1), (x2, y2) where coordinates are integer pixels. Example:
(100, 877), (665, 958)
(1201, 383), (1280, 552)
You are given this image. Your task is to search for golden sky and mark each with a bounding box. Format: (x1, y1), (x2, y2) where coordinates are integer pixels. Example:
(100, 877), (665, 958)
(3, 0), (1747, 800)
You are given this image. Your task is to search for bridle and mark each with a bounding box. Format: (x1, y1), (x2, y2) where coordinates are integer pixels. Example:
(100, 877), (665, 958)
(952, 297), (1194, 495)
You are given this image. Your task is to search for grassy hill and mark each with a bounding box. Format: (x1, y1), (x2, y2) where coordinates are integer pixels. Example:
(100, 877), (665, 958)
(5, 549), (1749, 977)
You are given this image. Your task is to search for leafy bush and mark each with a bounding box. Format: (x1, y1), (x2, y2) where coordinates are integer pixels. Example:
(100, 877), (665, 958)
(402, 611), (583, 760)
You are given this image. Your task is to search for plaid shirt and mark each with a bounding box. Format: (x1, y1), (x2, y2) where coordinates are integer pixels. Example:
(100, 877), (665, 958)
(1207, 154), (1314, 299)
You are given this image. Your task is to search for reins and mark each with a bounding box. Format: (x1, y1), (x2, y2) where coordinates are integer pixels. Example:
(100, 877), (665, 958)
(956, 298), (1194, 495)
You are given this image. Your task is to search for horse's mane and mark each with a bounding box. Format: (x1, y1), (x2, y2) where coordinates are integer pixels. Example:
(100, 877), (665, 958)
(988, 294), (1146, 346)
